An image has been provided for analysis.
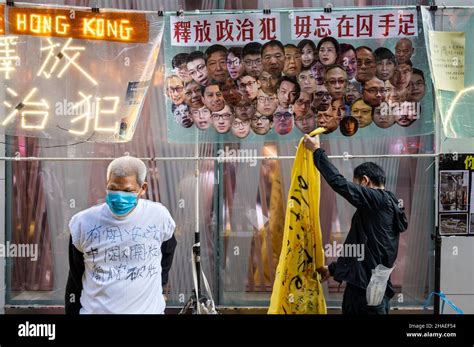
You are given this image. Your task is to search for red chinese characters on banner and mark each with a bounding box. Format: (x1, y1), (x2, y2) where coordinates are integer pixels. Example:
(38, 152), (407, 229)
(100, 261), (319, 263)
(313, 15), (332, 37)
(236, 18), (254, 41)
(336, 15), (355, 38)
(193, 20), (211, 43)
(170, 10), (416, 46)
(293, 15), (311, 38)
(170, 14), (280, 46)
(357, 15), (373, 37)
(378, 14), (396, 37)
(259, 17), (277, 40)
(398, 13), (416, 35)
(173, 21), (191, 43)
(216, 19), (235, 42)
(292, 10), (417, 40)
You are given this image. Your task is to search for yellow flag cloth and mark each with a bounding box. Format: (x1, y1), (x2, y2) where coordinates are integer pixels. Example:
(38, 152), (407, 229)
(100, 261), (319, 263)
(268, 128), (327, 314)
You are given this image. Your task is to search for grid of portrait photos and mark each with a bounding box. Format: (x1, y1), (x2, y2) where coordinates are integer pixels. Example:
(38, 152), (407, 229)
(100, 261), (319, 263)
(165, 36), (426, 139)
(439, 170), (471, 236)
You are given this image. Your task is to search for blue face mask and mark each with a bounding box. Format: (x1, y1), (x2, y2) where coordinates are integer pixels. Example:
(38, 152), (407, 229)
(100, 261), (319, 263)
(106, 190), (140, 217)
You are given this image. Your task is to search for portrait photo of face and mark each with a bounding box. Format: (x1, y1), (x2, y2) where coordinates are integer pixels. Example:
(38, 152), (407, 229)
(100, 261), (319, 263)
(373, 103), (395, 129)
(258, 71), (279, 94)
(242, 42), (263, 77)
(298, 39), (317, 68)
(363, 77), (386, 107)
(385, 80), (408, 104)
(312, 84), (332, 111)
(262, 40), (285, 77)
(187, 51), (209, 86)
(211, 105), (234, 133)
(176, 65), (192, 84)
(295, 110), (316, 134)
(340, 115), (359, 136)
(231, 116), (251, 138)
(203, 84), (225, 112)
(238, 74), (260, 100)
(331, 98), (347, 119)
(256, 90), (279, 116)
(277, 77), (299, 108)
(375, 47), (397, 81)
(166, 75), (185, 105)
(395, 38), (414, 64)
(338, 44), (357, 80)
(172, 53), (193, 83)
(376, 58), (396, 82)
(234, 100), (256, 120)
(283, 44), (302, 77)
(345, 80), (362, 105)
(390, 61), (413, 90)
(351, 98), (373, 128)
(325, 66), (348, 101)
(273, 105), (294, 135)
(317, 106), (339, 134)
(298, 68), (317, 94)
(226, 47), (245, 80)
(407, 68), (426, 103)
(393, 101), (418, 127)
(220, 79), (242, 106)
(173, 103), (193, 128)
(250, 111), (272, 135)
(355, 46), (376, 83)
(311, 61), (325, 85)
(190, 106), (212, 130)
(184, 81), (204, 109)
(318, 37), (339, 66)
(205, 45), (229, 83)
(293, 91), (312, 117)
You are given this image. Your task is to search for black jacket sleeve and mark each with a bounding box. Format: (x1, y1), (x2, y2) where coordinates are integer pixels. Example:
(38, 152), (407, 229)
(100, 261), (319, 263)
(65, 236), (85, 315)
(161, 234), (177, 286)
(313, 149), (381, 209)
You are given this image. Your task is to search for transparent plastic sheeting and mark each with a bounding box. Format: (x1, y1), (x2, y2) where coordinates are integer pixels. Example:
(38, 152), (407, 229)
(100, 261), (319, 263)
(164, 7), (435, 143)
(422, 7), (474, 139)
(0, 3), (164, 142)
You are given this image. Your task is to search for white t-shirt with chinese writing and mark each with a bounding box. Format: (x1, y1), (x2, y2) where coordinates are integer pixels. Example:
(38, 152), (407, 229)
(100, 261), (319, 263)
(69, 199), (175, 314)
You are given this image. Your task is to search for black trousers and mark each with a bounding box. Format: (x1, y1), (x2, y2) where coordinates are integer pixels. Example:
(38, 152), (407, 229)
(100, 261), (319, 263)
(342, 283), (391, 315)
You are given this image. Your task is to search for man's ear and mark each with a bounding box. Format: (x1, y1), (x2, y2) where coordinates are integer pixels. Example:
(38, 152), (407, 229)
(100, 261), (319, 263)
(139, 182), (148, 197)
(362, 175), (371, 187)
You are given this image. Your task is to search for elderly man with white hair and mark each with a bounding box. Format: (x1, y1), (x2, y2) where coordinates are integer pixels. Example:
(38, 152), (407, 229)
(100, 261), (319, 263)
(65, 156), (176, 314)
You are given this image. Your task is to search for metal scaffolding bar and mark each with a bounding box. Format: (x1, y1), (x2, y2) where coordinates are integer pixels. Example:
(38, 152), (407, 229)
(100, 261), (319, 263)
(0, 153), (439, 162)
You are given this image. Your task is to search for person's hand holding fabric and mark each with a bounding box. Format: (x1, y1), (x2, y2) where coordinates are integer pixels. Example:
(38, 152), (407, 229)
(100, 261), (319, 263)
(317, 266), (331, 282)
(303, 134), (321, 152)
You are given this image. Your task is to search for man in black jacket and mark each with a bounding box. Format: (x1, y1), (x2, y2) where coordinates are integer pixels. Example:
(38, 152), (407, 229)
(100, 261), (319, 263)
(303, 135), (408, 315)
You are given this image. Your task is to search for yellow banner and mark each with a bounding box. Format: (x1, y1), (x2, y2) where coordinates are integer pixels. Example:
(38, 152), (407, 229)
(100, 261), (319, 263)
(268, 127), (327, 314)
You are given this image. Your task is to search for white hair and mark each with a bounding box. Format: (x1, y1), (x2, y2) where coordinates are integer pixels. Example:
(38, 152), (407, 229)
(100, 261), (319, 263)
(106, 156), (147, 186)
